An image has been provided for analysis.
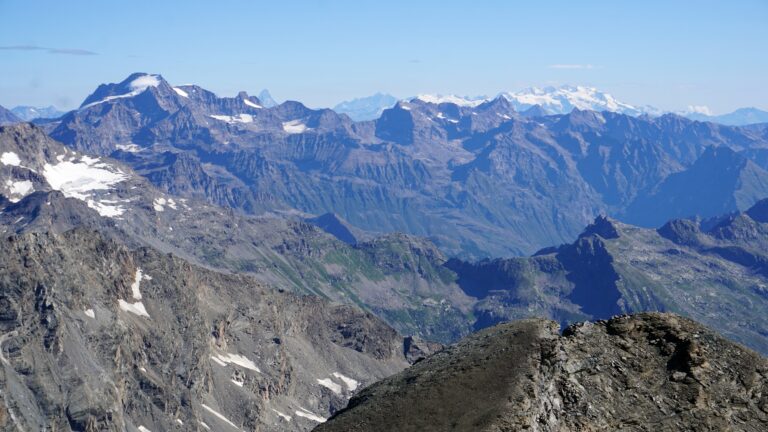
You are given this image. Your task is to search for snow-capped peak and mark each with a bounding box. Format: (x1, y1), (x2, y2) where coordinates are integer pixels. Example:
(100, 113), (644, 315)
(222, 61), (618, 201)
(128, 74), (161, 92)
(498, 85), (645, 116)
(413, 94), (487, 108)
(80, 73), (164, 110)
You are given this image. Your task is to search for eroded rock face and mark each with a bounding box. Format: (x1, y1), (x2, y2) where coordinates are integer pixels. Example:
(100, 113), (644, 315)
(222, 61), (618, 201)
(0, 229), (410, 431)
(316, 313), (768, 432)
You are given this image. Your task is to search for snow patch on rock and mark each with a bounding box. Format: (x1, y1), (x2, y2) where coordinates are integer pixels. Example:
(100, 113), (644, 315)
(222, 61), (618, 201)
(243, 99), (262, 109)
(172, 87), (189, 98)
(201, 404), (242, 430)
(209, 114), (254, 124)
(0, 152), (21, 166)
(42, 157), (127, 215)
(272, 409), (292, 421)
(212, 352), (261, 372)
(295, 407), (326, 423)
(5, 180), (33, 201)
(332, 372), (360, 391)
(317, 378), (342, 395)
(118, 299), (150, 318)
(282, 120), (308, 134)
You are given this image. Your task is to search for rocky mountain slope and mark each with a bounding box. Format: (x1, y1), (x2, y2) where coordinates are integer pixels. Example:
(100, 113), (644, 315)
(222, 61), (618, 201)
(0, 228), (412, 431)
(1, 123), (474, 344)
(316, 313), (768, 432)
(41, 73), (768, 258)
(446, 203), (768, 354)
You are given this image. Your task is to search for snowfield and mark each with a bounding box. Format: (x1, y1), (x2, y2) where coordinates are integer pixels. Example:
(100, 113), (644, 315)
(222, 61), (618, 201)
(282, 119), (308, 134)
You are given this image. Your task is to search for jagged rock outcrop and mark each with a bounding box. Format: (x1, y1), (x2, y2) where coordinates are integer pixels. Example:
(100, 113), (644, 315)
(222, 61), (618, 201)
(316, 313), (768, 432)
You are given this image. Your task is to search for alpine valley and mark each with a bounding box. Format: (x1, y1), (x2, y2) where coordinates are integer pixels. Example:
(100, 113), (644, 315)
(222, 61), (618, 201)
(1, 73), (768, 431)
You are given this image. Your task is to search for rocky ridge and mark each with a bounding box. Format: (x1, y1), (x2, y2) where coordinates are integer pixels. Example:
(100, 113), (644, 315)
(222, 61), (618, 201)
(316, 313), (768, 432)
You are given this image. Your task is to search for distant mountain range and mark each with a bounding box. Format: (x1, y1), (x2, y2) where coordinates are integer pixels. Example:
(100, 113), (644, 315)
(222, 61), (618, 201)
(11, 105), (65, 121)
(684, 107), (768, 126)
(11, 72), (761, 260)
(4, 84), (765, 126)
(498, 85), (657, 116)
(0, 104), (21, 124)
(5, 120), (768, 355)
(331, 85), (768, 126)
(333, 93), (398, 121)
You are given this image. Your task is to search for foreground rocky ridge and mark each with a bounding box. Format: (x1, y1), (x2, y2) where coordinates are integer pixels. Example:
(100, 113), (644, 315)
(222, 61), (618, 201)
(317, 313), (768, 432)
(0, 228), (414, 431)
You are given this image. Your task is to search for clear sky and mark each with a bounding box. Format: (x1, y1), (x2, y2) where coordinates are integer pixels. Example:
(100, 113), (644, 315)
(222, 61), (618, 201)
(1, 0), (766, 113)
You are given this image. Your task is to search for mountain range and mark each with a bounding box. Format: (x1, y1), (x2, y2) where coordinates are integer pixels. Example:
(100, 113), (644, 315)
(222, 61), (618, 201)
(5, 119), (768, 354)
(0, 105), (21, 125)
(331, 85), (768, 126)
(3, 80), (768, 428)
(12, 73), (763, 260)
(10, 105), (65, 121)
(332, 93), (398, 121)
(684, 107), (768, 126)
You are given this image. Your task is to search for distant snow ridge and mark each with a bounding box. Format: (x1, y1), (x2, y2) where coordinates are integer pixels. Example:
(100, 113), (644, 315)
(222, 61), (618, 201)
(401, 86), (659, 117)
(413, 94), (486, 107)
(499, 85), (646, 115)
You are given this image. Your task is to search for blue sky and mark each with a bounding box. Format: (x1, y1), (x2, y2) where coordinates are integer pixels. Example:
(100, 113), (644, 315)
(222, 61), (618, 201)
(1, 0), (766, 113)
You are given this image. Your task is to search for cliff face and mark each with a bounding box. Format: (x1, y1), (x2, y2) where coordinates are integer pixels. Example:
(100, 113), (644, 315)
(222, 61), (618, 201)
(316, 313), (768, 432)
